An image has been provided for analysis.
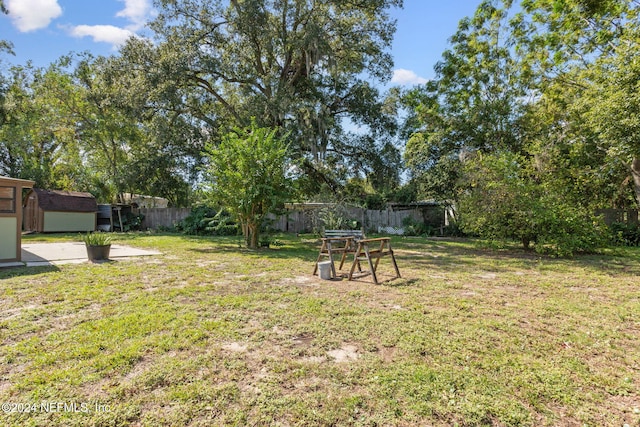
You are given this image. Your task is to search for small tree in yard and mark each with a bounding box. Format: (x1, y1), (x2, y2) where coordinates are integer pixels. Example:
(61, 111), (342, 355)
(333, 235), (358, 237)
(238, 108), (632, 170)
(459, 151), (608, 256)
(204, 122), (290, 249)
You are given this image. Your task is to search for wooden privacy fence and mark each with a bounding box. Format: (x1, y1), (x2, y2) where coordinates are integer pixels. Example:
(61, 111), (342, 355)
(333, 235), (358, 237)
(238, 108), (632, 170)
(133, 205), (445, 233)
(268, 206), (443, 234)
(137, 207), (191, 230)
(135, 207), (637, 232)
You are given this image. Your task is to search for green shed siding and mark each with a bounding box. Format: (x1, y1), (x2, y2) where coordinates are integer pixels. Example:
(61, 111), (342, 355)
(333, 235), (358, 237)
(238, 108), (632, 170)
(0, 217), (17, 260)
(43, 212), (96, 232)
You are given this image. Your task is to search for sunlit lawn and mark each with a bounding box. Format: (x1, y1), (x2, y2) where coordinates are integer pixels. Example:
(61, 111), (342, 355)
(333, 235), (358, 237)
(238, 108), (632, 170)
(0, 232), (638, 426)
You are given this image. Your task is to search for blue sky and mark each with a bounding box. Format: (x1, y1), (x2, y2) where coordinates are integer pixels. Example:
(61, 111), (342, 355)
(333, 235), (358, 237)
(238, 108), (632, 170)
(0, 0), (481, 86)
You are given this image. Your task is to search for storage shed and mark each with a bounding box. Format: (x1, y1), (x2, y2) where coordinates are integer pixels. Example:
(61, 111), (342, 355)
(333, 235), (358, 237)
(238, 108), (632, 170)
(23, 189), (97, 233)
(0, 176), (34, 263)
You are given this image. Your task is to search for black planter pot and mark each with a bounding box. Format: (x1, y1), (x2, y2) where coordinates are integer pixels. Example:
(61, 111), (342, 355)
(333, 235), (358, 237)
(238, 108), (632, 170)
(86, 244), (111, 262)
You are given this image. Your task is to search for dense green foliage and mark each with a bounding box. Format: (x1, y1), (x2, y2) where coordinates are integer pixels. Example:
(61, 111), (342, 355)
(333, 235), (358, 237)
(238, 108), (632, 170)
(204, 122), (291, 248)
(0, 55), (197, 204)
(117, 211), (145, 232)
(401, 216), (433, 236)
(403, 0), (640, 253)
(610, 222), (640, 247)
(174, 205), (238, 236)
(0, 0), (405, 204)
(459, 151), (609, 255)
(116, 0), (405, 199)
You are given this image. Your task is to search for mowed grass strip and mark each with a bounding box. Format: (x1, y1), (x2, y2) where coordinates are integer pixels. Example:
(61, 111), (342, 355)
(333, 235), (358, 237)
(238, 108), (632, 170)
(0, 233), (638, 426)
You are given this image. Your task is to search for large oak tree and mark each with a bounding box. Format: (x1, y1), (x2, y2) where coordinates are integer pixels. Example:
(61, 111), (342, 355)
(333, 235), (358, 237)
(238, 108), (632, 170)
(117, 0), (403, 195)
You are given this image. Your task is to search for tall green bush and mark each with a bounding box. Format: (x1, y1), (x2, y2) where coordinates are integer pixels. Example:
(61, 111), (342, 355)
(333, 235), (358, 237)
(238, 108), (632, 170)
(175, 205), (217, 235)
(204, 122), (291, 248)
(459, 152), (608, 256)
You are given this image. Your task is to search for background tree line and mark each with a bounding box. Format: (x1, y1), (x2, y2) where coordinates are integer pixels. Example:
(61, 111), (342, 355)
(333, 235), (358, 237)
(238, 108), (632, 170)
(403, 0), (640, 254)
(0, 0), (406, 209)
(1, 0), (639, 252)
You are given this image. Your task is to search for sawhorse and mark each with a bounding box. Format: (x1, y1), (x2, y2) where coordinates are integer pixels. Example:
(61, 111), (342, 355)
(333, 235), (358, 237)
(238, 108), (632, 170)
(348, 237), (401, 285)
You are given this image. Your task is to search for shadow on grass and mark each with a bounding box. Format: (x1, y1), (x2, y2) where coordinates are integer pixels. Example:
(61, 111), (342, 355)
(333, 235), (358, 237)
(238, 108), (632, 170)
(393, 236), (640, 275)
(183, 233), (320, 262)
(384, 278), (421, 287)
(0, 264), (60, 279)
(184, 233), (640, 277)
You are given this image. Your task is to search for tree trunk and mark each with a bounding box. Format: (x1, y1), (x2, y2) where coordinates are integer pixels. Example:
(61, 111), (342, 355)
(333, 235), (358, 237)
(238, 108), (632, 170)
(631, 158), (640, 207)
(248, 222), (259, 249)
(241, 221), (249, 245)
(240, 218), (260, 249)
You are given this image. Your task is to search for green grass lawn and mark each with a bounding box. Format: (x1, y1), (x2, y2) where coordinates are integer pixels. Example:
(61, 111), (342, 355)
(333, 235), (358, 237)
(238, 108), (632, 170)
(1, 233), (639, 426)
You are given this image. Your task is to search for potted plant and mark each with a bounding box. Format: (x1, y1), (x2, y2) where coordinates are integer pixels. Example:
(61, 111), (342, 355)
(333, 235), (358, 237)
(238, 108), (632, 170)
(80, 232), (113, 262)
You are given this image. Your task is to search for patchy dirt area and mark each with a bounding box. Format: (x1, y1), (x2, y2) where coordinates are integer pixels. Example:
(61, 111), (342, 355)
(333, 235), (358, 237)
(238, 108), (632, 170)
(327, 344), (359, 363)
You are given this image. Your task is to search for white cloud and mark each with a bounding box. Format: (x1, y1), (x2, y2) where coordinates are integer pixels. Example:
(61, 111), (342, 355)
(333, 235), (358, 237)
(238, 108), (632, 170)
(6, 0), (62, 32)
(69, 25), (135, 47)
(115, 0), (153, 31)
(391, 69), (428, 86)
(68, 0), (154, 48)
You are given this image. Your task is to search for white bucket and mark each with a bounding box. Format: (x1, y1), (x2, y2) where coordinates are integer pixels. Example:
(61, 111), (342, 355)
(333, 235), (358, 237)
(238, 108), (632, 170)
(317, 261), (333, 280)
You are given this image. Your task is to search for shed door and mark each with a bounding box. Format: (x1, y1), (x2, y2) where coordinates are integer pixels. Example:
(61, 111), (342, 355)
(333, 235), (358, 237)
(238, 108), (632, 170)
(23, 194), (38, 232)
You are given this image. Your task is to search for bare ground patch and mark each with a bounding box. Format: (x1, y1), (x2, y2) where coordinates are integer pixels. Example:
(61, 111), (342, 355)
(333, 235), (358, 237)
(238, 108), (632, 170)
(327, 344), (359, 363)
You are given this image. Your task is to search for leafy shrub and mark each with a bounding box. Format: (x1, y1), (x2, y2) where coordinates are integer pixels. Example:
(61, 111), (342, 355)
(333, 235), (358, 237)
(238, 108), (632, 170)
(175, 206), (237, 236)
(121, 212), (144, 231)
(442, 222), (466, 237)
(610, 222), (640, 246)
(402, 216), (432, 236)
(175, 205), (217, 235)
(203, 122), (290, 248)
(459, 152), (609, 256)
(316, 204), (359, 232)
(204, 210), (238, 236)
(532, 202), (609, 256)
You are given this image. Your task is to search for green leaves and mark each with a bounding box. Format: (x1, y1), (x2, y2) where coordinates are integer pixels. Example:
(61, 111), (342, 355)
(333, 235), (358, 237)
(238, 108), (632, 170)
(125, 0), (403, 193)
(403, 0), (640, 253)
(204, 121), (291, 248)
(403, 0), (531, 202)
(459, 151), (609, 255)
(0, 61), (82, 189)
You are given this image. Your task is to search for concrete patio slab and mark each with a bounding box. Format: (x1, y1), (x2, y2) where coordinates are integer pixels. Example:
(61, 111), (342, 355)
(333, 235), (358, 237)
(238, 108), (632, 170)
(0, 242), (161, 268)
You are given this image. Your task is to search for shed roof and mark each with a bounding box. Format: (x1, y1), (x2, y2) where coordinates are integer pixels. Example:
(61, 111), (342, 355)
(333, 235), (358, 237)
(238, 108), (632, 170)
(0, 176), (35, 187)
(30, 189), (98, 212)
